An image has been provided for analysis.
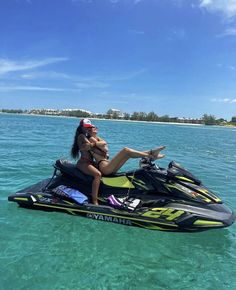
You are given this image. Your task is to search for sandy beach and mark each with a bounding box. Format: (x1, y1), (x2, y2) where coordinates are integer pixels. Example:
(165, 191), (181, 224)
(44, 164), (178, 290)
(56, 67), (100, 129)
(1, 112), (236, 128)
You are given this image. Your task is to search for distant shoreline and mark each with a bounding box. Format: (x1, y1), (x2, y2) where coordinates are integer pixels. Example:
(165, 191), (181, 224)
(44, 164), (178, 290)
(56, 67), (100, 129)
(83, 117), (236, 128)
(0, 111), (201, 126)
(91, 117), (203, 126)
(1, 112), (236, 128)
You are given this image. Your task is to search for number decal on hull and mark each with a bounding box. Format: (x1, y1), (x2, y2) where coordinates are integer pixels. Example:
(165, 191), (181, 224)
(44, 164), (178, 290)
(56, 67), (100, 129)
(142, 208), (185, 221)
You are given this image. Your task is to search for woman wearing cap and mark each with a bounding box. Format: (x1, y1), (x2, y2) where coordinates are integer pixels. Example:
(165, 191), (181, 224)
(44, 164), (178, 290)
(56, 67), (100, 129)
(71, 118), (106, 205)
(87, 125), (166, 176)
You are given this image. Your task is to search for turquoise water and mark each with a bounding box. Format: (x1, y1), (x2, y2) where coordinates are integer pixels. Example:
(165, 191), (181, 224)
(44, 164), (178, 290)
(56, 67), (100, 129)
(1, 113), (236, 290)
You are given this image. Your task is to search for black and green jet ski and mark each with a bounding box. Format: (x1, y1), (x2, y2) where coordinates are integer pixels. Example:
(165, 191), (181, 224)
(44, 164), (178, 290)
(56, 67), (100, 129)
(8, 158), (235, 232)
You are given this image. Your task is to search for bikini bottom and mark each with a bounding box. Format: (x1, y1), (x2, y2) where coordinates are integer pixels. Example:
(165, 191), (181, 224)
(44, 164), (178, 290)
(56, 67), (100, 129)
(79, 157), (94, 166)
(97, 159), (109, 170)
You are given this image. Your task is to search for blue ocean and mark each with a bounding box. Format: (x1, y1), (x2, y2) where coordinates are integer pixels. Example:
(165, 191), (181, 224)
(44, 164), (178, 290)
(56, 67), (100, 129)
(1, 113), (236, 290)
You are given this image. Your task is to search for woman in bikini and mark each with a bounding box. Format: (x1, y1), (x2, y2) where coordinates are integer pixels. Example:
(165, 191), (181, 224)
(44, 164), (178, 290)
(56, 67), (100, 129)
(87, 125), (166, 176)
(71, 118), (105, 205)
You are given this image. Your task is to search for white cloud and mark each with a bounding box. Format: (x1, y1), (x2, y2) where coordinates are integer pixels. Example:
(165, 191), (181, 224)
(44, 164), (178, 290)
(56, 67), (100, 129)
(105, 68), (147, 81)
(228, 65), (236, 70)
(216, 63), (236, 70)
(211, 98), (236, 103)
(20, 71), (72, 80)
(17, 68), (146, 92)
(217, 27), (236, 37)
(0, 57), (68, 75)
(0, 85), (77, 92)
(199, 0), (236, 18)
(75, 80), (109, 89)
(74, 70), (146, 89)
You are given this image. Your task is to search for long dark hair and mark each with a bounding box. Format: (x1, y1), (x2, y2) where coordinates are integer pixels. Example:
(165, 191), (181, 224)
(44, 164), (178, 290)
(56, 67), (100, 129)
(71, 125), (84, 159)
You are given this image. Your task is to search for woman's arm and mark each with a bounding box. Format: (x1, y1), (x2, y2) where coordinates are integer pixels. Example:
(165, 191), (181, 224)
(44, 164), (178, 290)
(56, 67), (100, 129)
(89, 136), (109, 156)
(89, 137), (107, 148)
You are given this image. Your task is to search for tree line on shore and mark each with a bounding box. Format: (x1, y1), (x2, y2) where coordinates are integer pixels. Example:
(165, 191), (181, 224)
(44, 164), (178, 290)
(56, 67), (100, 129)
(1, 108), (236, 126)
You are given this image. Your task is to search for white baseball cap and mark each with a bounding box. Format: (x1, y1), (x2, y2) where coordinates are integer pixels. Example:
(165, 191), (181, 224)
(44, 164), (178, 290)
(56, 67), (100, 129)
(80, 118), (95, 128)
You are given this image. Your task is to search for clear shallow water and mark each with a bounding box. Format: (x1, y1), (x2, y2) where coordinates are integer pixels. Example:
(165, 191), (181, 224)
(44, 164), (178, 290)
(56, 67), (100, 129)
(0, 113), (236, 290)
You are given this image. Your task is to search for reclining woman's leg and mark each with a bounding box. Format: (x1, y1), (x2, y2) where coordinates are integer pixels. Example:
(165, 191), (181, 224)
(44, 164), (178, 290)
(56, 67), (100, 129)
(95, 146), (165, 175)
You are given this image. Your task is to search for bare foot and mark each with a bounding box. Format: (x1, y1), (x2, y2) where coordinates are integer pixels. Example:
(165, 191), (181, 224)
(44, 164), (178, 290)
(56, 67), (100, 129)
(149, 146), (166, 160)
(156, 154), (165, 159)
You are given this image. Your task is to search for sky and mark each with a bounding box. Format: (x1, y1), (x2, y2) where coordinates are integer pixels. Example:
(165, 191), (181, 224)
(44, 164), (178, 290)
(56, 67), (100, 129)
(0, 0), (236, 119)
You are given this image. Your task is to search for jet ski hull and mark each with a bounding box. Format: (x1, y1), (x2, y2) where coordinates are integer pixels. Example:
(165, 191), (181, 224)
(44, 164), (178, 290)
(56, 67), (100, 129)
(8, 178), (235, 232)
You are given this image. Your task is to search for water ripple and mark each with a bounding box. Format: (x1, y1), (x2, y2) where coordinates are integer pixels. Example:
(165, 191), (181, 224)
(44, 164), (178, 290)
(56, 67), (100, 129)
(1, 114), (236, 289)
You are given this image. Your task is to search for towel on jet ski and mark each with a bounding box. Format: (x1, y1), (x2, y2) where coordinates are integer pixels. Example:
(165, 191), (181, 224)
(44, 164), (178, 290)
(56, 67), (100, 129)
(108, 195), (141, 211)
(52, 185), (88, 204)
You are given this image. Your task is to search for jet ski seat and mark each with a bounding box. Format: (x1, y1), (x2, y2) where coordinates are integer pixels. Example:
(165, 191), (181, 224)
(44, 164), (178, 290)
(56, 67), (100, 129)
(54, 159), (93, 183)
(54, 159), (143, 181)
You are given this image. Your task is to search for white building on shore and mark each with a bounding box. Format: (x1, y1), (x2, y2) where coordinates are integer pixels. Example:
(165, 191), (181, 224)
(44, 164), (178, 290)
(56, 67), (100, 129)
(107, 108), (124, 118)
